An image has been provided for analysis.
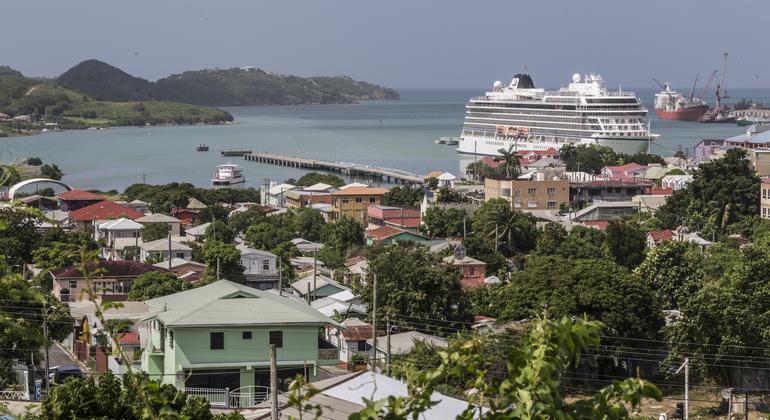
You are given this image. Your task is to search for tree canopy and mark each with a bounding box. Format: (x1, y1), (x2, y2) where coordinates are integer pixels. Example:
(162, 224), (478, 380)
(381, 185), (424, 207)
(471, 198), (538, 256)
(656, 148), (759, 236)
(492, 256), (664, 341)
(361, 244), (471, 331)
(140, 222), (168, 243)
(288, 172), (345, 188)
(127, 271), (191, 300)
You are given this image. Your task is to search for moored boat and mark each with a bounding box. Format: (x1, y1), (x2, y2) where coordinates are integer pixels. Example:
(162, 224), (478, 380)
(212, 163), (245, 185)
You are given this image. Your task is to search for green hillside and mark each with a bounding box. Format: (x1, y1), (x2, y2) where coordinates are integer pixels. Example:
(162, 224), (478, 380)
(56, 59), (400, 106)
(0, 68), (232, 137)
(58, 59), (156, 102)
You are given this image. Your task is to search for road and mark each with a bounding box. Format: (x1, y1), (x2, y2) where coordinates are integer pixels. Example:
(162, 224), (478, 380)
(38, 343), (80, 371)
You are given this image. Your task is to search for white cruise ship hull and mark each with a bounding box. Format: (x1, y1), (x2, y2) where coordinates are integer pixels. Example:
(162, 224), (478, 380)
(457, 135), (652, 156)
(212, 176), (246, 186)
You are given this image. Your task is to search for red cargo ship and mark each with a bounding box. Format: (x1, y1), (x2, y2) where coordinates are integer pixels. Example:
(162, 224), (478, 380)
(654, 79), (709, 122)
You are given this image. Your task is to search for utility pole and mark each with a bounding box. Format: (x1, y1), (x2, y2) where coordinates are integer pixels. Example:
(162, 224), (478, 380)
(278, 257), (282, 296)
(675, 357), (689, 420)
(216, 258), (221, 280)
(386, 316), (392, 376)
(42, 306), (50, 396)
(494, 223), (499, 252)
(270, 344), (278, 420)
(168, 232), (172, 271)
(312, 249), (318, 302)
(371, 274), (378, 372)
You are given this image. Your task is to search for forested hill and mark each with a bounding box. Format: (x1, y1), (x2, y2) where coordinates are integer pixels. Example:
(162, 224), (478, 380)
(58, 59), (156, 102)
(57, 60), (400, 106)
(0, 66), (232, 136)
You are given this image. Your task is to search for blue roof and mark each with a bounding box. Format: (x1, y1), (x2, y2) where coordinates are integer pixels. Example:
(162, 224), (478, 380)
(726, 126), (770, 144)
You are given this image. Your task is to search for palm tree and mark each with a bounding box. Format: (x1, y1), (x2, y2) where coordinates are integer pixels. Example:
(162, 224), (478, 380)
(494, 145), (522, 180)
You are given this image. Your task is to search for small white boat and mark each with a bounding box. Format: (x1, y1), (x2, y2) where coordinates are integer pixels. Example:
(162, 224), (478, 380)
(212, 163), (245, 186)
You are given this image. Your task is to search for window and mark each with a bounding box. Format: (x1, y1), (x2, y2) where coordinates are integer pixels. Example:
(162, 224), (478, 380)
(262, 260), (270, 271)
(527, 188), (537, 195)
(210, 332), (224, 350)
(468, 266), (475, 276)
(355, 197), (363, 203)
(357, 340), (367, 351)
(547, 201), (556, 209)
(175, 252), (185, 258)
(547, 187), (555, 195)
(501, 188), (511, 197)
(269, 331), (283, 348)
(242, 331), (252, 340)
(369, 197), (376, 203)
(342, 198), (349, 204)
(69, 281), (77, 289)
(169, 330), (174, 349)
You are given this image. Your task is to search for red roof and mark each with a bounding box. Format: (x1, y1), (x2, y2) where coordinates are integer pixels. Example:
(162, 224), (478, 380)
(582, 220), (610, 230)
(117, 332), (140, 345)
(605, 163), (647, 174)
(647, 230), (675, 242)
(366, 225), (405, 241)
(479, 156), (502, 168)
(58, 189), (106, 201)
(650, 187), (674, 196)
(341, 325), (378, 341)
(474, 315), (496, 323)
(344, 256), (367, 267)
(69, 200), (144, 221)
(52, 260), (167, 279)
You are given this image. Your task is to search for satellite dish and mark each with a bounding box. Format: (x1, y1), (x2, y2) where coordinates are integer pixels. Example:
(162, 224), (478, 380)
(572, 73), (581, 83)
(454, 244), (466, 261)
(176, 370), (186, 382)
(721, 388), (732, 400)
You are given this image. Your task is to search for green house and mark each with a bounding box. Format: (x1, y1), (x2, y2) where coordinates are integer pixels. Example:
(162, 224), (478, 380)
(140, 280), (341, 398)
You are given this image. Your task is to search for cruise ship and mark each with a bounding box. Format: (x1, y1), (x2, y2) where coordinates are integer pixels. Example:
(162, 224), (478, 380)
(456, 73), (658, 156)
(212, 163), (245, 186)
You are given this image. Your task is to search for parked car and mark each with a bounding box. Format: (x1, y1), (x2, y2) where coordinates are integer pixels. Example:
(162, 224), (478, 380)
(49, 365), (85, 384)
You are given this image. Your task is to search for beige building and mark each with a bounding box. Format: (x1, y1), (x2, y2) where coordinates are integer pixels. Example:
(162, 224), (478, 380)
(331, 186), (388, 224)
(762, 178), (770, 219)
(485, 177), (569, 212)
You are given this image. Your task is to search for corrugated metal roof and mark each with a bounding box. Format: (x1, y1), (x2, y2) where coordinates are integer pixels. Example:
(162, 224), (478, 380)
(144, 279), (340, 327)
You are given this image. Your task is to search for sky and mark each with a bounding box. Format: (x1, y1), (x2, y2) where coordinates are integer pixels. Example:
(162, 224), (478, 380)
(2, 0), (769, 90)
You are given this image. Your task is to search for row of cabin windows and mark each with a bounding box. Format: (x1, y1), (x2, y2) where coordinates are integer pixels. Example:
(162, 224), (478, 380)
(210, 331), (283, 350)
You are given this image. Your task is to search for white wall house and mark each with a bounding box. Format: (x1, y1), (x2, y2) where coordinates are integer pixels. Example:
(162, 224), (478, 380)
(236, 244), (279, 290)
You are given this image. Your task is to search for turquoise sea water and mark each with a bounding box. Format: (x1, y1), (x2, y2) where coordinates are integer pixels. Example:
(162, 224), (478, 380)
(0, 88), (763, 192)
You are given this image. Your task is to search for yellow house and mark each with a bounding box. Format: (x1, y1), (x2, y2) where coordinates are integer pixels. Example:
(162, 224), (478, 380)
(331, 187), (388, 224)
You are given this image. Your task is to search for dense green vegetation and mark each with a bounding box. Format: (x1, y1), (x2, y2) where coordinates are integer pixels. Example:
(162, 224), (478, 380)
(123, 183), (260, 213)
(0, 65), (232, 136)
(286, 171), (345, 188)
(56, 59), (399, 106)
(656, 148), (759, 237)
(32, 371), (243, 420)
(381, 185), (424, 207)
(127, 272), (191, 301)
(559, 144), (666, 175)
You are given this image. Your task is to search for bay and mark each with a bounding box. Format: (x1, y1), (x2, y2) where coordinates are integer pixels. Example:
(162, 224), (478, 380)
(0, 88), (762, 192)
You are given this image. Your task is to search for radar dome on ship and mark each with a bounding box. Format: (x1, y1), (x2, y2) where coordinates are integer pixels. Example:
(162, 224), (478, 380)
(572, 73), (581, 83)
(493, 80), (503, 90)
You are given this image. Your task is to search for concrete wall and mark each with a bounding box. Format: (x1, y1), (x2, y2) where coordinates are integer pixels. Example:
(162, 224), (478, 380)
(485, 178), (569, 210)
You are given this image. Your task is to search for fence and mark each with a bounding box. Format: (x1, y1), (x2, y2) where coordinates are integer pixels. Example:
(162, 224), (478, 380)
(0, 389), (30, 400)
(184, 386), (270, 408)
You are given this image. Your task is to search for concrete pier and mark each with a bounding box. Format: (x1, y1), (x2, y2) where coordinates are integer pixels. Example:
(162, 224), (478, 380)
(243, 152), (424, 184)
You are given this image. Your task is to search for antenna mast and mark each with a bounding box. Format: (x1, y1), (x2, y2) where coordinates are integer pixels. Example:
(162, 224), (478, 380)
(688, 72), (700, 101)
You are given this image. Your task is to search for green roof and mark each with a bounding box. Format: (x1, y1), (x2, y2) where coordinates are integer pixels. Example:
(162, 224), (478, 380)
(144, 280), (340, 328)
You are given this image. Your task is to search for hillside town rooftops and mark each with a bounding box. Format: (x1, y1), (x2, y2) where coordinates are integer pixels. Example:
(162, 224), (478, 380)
(57, 189), (106, 201)
(136, 213), (181, 223)
(69, 201), (144, 221)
